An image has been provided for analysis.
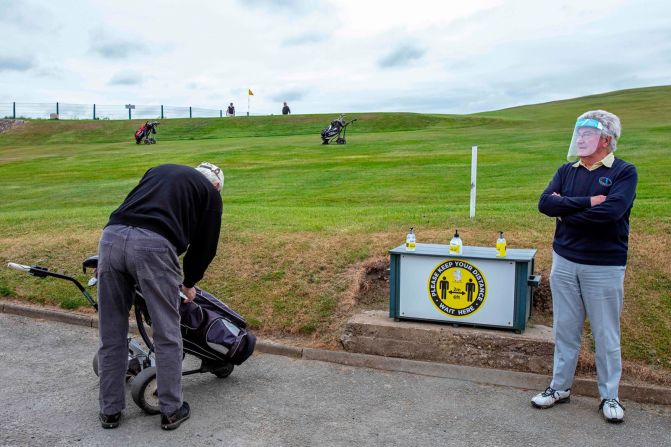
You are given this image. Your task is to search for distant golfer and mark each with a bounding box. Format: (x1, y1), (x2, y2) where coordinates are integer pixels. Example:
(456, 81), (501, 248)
(226, 103), (235, 117)
(531, 110), (637, 423)
(282, 102), (291, 115)
(97, 163), (223, 430)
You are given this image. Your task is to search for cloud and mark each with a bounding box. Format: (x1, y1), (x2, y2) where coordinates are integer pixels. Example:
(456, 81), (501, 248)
(271, 89), (308, 102)
(108, 71), (143, 86)
(238, 0), (313, 13)
(0, 1), (51, 30)
(89, 30), (146, 60)
(0, 56), (35, 72)
(378, 44), (425, 68)
(92, 42), (137, 59)
(282, 32), (329, 47)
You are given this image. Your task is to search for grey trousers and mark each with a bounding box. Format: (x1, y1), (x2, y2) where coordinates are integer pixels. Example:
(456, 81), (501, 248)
(549, 251), (626, 399)
(97, 224), (183, 415)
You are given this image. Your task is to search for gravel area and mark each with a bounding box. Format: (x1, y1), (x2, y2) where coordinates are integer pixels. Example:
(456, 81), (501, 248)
(0, 119), (27, 133)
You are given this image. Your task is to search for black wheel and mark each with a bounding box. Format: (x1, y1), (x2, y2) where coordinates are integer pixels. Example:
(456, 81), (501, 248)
(130, 367), (160, 414)
(212, 363), (234, 378)
(92, 352), (99, 377)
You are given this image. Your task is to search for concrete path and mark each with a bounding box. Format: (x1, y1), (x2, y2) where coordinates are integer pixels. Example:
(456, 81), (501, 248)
(1, 313), (670, 447)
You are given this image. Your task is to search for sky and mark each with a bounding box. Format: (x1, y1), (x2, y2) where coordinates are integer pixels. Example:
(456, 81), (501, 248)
(1, 0), (670, 116)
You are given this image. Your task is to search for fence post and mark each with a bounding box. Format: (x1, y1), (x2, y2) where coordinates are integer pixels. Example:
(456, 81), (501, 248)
(56, 102), (59, 116)
(189, 107), (192, 118)
(93, 104), (96, 120)
(161, 105), (164, 119)
(220, 109), (222, 118)
(13, 102), (16, 119)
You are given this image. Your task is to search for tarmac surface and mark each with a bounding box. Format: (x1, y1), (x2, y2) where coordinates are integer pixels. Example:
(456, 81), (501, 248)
(1, 312), (670, 447)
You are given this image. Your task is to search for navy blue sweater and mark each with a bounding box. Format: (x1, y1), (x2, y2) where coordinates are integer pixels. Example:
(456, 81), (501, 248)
(538, 157), (637, 266)
(107, 164), (223, 287)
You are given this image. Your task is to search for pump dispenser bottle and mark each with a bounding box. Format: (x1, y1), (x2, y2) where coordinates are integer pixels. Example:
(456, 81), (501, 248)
(449, 229), (463, 255)
(496, 231), (507, 257)
(406, 227), (416, 251)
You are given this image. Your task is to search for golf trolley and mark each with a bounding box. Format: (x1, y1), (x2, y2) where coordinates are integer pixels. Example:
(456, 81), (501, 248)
(134, 121), (160, 144)
(7, 257), (255, 415)
(320, 114), (357, 145)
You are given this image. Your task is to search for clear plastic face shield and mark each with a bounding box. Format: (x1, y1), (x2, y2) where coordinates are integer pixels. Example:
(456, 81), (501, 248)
(567, 118), (605, 161)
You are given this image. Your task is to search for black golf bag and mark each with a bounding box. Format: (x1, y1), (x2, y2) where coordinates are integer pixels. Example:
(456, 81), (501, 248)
(321, 114), (357, 144)
(134, 121), (160, 144)
(179, 289), (256, 365)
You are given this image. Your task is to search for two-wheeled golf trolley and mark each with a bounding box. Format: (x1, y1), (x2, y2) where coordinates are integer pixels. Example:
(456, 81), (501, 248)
(7, 257), (255, 414)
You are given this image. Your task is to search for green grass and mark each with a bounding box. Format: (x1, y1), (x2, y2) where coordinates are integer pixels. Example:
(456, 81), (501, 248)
(1, 85), (670, 370)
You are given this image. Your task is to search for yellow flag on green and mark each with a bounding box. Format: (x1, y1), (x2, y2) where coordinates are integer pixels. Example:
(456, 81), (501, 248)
(248, 88), (254, 96)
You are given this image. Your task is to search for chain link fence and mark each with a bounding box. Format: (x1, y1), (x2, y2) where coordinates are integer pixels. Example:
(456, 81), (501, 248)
(1, 102), (233, 120)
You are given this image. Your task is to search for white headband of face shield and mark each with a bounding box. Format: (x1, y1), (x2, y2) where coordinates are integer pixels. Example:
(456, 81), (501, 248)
(566, 118), (610, 161)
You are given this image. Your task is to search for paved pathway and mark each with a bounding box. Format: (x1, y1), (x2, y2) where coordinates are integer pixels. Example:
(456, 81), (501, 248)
(1, 313), (670, 446)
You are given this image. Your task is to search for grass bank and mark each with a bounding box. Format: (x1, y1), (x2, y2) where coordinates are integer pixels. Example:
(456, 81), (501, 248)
(1, 86), (670, 374)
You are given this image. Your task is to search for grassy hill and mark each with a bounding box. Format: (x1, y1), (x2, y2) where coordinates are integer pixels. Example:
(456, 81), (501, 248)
(1, 86), (670, 375)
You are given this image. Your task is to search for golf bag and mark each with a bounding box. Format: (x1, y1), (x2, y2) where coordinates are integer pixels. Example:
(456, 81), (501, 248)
(179, 289), (256, 365)
(321, 114), (357, 144)
(134, 121), (160, 144)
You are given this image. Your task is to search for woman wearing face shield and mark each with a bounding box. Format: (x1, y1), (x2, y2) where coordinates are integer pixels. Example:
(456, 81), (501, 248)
(532, 110), (638, 423)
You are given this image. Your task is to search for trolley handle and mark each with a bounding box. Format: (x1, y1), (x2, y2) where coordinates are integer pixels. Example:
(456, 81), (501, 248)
(6, 261), (99, 311)
(7, 262), (31, 272)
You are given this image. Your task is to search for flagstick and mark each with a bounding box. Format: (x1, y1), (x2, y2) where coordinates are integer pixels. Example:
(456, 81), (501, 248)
(247, 94), (250, 117)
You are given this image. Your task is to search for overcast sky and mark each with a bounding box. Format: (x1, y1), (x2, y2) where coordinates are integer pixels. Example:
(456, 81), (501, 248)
(1, 0), (669, 115)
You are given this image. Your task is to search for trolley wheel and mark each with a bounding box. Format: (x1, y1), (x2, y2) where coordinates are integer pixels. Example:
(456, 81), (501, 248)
(212, 363), (234, 378)
(92, 352), (99, 377)
(130, 367), (161, 414)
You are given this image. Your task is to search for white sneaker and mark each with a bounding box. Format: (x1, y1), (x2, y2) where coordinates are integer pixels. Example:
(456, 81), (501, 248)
(600, 399), (625, 423)
(531, 387), (571, 409)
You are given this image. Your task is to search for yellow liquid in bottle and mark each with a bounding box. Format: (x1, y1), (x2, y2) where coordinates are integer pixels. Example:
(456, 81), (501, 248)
(496, 241), (507, 257)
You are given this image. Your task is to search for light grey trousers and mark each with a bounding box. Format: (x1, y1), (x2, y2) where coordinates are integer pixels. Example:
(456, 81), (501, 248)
(97, 224), (183, 415)
(549, 251), (626, 399)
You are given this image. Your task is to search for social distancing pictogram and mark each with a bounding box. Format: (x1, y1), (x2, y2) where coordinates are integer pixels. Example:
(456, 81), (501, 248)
(427, 259), (487, 317)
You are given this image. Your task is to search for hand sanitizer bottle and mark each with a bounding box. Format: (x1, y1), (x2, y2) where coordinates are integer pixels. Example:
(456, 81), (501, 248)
(406, 227), (416, 251)
(496, 231), (507, 257)
(449, 229), (462, 255)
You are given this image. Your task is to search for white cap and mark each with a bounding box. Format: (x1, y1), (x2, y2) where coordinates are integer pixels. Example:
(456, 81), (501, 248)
(195, 162), (224, 190)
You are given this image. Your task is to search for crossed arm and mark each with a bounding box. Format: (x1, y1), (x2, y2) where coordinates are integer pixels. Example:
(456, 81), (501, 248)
(538, 166), (638, 224)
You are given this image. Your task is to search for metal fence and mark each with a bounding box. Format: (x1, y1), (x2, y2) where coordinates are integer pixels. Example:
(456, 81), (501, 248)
(0, 102), (232, 120)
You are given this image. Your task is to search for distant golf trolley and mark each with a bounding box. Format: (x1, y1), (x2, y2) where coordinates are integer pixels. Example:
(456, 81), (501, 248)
(389, 243), (541, 333)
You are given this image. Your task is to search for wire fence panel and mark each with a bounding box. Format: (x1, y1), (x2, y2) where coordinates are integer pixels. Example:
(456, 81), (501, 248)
(163, 105), (191, 119)
(191, 107), (221, 118)
(132, 105), (162, 120)
(0, 103), (13, 119)
(15, 103), (55, 120)
(59, 103), (93, 120)
(94, 105), (129, 120)
(1, 102), (252, 120)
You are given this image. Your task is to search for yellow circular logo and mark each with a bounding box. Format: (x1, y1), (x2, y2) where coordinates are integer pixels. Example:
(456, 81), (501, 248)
(427, 259), (487, 318)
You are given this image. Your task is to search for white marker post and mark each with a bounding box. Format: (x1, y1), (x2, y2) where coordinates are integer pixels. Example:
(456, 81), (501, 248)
(470, 145), (477, 219)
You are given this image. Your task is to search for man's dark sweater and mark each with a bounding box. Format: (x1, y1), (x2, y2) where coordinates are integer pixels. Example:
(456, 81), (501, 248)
(538, 157), (637, 266)
(106, 164), (223, 287)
